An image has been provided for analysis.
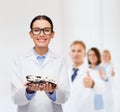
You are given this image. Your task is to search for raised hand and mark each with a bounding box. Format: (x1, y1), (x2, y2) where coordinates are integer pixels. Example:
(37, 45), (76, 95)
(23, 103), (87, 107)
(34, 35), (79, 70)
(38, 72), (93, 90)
(83, 71), (94, 88)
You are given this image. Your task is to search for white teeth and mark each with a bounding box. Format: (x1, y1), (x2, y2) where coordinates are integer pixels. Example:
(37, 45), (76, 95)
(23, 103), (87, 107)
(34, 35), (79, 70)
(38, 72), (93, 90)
(38, 38), (46, 42)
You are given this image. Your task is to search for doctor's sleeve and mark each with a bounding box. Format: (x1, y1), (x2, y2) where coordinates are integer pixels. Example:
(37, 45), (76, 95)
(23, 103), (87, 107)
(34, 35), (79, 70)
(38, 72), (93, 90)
(25, 91), (36, 100)
(10, 57), (32, 106)
(54, 58), (70, 104)
(46, 90), (56, 101)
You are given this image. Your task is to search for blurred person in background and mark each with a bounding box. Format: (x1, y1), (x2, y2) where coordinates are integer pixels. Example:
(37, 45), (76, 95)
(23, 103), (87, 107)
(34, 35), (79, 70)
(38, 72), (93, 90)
(87, 47), (107, 112)
(101, 50), (115, 112)
(62, 41), (105, 112)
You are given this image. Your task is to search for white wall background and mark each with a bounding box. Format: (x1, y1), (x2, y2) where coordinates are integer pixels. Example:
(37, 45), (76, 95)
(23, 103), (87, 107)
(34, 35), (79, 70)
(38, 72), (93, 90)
(0, 0), (120, 111)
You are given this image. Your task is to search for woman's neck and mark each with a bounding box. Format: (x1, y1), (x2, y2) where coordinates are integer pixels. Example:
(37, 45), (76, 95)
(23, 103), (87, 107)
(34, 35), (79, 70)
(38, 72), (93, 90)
(34, 46), (48, 56)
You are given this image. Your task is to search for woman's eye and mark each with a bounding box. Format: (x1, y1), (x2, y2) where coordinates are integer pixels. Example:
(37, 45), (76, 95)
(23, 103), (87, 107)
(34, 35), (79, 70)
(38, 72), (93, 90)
(34, 29), (39, 32)
(45, 29), (50, 32)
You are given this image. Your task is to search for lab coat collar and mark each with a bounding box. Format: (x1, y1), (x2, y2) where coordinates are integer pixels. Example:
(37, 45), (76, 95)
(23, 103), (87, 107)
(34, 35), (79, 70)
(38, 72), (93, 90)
(25, 48), (57, 58)
(25, 48), (58, 66)
(71, 63), (88, 73)
(69, 63), (88, 83)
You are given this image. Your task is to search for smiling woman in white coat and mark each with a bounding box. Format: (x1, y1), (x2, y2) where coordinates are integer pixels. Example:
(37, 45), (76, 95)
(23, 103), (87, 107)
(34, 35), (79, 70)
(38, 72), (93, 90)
(10, 15), (70, 112)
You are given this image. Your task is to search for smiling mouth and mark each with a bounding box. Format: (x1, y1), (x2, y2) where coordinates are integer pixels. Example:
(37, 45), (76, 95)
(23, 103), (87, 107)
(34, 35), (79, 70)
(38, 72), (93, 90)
(37, 38), (47, 43)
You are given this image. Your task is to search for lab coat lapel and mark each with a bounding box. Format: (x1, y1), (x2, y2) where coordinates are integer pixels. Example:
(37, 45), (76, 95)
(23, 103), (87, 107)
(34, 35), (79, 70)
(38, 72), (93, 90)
(42, 50), (57, 67)
(25, 49), (57, 67)
(25, 49), (40, 65)
(69, 63), (87, 84)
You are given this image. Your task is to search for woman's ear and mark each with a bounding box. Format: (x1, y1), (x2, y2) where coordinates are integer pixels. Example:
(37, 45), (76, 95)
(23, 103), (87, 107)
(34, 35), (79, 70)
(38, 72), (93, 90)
(29, 31), (33, 39)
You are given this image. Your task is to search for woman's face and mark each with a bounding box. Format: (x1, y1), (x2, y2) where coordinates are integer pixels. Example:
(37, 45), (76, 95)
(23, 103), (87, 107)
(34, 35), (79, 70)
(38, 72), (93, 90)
(102, 52), (110, 63)
(88, 50), (98, 65)
(29, 19), (54, 48)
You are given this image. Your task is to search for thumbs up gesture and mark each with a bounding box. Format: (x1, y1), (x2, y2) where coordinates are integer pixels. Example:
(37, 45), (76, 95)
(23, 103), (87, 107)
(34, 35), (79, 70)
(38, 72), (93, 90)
(83, 71), (95, 88)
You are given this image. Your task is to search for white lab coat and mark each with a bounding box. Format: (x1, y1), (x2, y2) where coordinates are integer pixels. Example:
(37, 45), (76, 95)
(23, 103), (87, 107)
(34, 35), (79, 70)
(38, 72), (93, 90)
(10, 49), (70, 112)
(62, 63), (105, 112)
(101, 63), (114, 112)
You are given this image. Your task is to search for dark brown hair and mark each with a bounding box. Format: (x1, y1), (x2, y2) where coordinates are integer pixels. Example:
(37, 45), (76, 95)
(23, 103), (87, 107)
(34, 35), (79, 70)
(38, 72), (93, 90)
(30, 15), (54, 31)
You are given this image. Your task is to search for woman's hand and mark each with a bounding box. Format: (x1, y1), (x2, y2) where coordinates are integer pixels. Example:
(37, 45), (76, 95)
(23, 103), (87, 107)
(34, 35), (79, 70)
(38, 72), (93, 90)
(25, 82), (57, 94)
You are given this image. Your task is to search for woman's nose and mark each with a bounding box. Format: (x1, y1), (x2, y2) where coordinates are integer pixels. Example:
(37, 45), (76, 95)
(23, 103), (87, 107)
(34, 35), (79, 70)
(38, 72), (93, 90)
(39, 30), (44, 36)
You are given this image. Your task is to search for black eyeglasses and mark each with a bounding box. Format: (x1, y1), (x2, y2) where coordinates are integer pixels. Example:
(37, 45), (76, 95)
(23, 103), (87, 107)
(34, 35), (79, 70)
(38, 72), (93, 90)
(31, 27), (53, 35)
